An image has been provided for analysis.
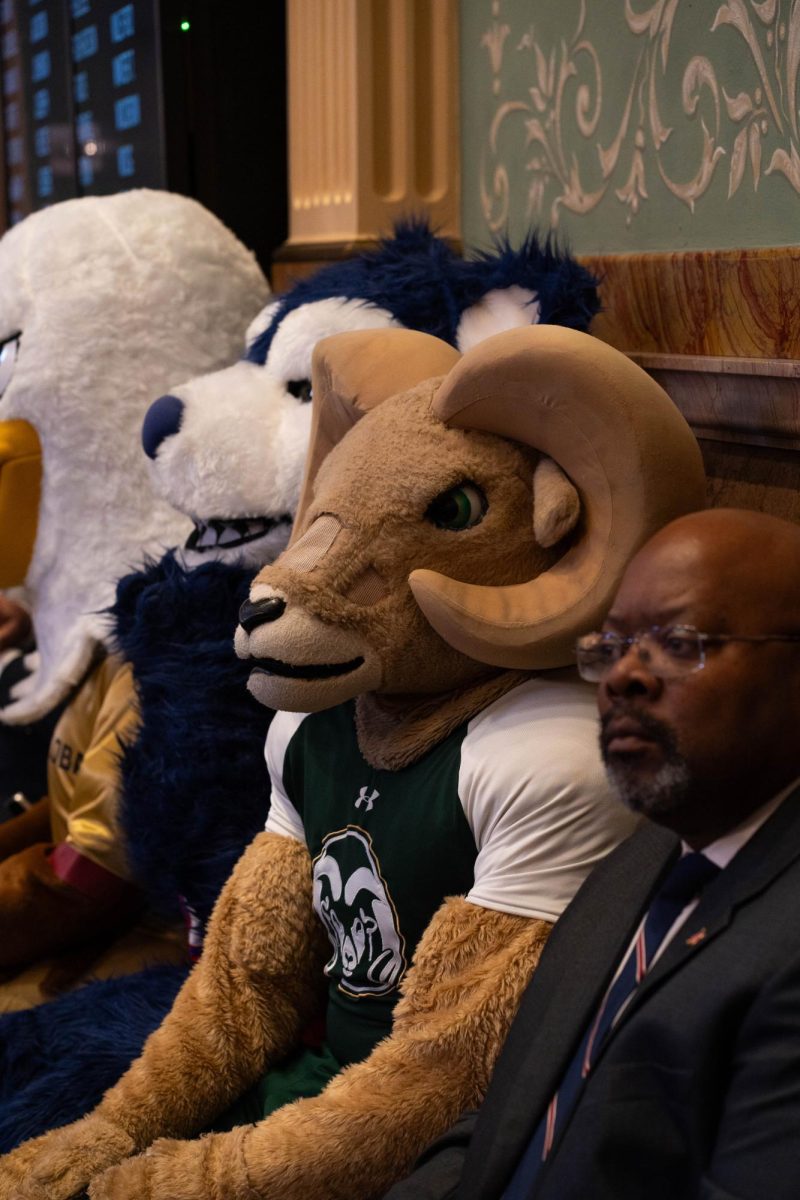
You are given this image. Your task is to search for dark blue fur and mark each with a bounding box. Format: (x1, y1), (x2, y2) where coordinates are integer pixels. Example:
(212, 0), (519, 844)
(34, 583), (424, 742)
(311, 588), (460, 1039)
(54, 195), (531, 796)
(0, 965), (185, 1150)
(247, 220), (599, 364)
(112, 551), (272, 926)
(462, 232), (601, 331)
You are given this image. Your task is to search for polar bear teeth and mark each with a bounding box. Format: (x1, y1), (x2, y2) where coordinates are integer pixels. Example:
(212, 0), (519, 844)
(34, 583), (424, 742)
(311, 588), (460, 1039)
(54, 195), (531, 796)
(186, 515), (292, 552)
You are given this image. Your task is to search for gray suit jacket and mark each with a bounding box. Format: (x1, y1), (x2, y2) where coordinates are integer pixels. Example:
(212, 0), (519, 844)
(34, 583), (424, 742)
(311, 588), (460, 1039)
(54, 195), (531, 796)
(386, 785), (800, 1200)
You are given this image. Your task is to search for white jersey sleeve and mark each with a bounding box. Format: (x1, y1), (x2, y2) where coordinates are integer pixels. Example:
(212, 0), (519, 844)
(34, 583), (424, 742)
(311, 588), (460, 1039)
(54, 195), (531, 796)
(264, 709), (308, 845)
(461, 675), (638, 923)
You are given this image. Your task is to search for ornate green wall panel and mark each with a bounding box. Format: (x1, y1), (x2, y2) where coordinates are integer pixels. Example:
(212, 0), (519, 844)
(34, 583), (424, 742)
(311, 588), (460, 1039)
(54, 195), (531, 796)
(461, 0), (800, 252)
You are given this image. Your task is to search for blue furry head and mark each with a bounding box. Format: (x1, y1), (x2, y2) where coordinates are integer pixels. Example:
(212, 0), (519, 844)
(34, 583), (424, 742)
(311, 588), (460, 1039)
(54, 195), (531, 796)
(247, 220), (599, 365)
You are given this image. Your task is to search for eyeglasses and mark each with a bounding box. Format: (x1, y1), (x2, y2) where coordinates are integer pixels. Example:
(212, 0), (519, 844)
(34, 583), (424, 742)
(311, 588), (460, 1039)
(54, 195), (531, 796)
(576, 624), (800, 682)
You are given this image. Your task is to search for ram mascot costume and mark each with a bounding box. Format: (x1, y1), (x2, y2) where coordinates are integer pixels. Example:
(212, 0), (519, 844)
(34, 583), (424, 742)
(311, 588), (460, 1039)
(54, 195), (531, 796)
(0, 190), (268, 990)
(0, 224), (604, 1146)
(0, 323), (706, 1199)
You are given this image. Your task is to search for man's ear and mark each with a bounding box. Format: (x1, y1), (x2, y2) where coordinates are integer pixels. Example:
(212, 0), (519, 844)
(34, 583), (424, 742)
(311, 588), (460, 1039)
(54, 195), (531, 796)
(533, 457), (580, 548)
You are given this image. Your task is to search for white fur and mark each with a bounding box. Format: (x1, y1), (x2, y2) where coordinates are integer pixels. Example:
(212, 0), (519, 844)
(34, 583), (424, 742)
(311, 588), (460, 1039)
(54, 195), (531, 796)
(0, 190), (269, 723)
(149, 297), (398, 570)
(264, 297), (398, 382)
(245, 300), (282, 348)
(455, 286), (540, 354)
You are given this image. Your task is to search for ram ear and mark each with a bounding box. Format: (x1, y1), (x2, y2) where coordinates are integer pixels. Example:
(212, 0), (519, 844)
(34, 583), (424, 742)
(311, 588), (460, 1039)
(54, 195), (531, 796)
(290, 329), (461, 542)
(533, 458), (580, 548)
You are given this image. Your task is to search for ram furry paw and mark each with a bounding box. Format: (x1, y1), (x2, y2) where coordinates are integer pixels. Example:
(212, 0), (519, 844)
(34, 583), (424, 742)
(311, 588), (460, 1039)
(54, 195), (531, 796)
(0, 1116), (135, 1200)
(0, 1135), (45, 1200)
(87, 1155), (150, 1200)
(87, 1136), (229, 1200)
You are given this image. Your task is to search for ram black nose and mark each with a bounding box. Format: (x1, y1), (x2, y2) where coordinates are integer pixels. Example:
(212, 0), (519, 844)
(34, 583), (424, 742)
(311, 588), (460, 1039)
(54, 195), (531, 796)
(142, 394), (184, 459)
(239, 596), (287, 632)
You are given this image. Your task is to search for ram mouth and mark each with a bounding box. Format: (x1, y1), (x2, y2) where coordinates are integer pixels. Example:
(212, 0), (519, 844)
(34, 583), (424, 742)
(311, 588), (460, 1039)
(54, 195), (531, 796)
(250, 657), (363, 681)
(186, 514), (292, 552)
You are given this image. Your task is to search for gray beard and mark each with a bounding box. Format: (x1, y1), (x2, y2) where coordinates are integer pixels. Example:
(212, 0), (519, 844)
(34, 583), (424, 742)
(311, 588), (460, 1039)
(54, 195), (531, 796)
(600, 703), (694, 820)
(605, 756), (693, 820)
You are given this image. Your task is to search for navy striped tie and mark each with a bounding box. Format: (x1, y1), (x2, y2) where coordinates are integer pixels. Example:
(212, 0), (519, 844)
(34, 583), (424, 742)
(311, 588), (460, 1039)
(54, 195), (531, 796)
(502, 851), (720, 1199)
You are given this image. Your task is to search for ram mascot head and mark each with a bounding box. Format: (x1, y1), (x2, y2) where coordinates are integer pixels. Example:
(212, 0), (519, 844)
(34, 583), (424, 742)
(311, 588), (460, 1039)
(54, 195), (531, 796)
(236, 326), (706, 761)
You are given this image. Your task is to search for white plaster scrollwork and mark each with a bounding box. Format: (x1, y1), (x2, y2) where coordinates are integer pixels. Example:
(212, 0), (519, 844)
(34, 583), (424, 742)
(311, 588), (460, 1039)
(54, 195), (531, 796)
(478, 0), (800, 230)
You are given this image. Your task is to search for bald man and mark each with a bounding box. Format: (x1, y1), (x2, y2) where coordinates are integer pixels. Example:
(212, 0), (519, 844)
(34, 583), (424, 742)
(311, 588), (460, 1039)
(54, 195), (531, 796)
(387, 508), (800, 1200)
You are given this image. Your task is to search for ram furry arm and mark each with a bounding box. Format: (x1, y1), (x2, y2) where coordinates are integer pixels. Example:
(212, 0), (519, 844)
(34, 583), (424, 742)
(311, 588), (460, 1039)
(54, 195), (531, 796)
(0, 832), (324, 1200)
(78, 898), (549, 1200)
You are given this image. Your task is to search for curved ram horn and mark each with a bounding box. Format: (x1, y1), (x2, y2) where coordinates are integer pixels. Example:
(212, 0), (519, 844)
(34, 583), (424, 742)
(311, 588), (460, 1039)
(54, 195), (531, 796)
(409, 325), (706, 670)
(290, 329), (461, 542)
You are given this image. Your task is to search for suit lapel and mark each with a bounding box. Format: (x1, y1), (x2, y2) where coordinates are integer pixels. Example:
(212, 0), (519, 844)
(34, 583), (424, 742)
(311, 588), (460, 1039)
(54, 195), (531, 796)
(463, 823), (678, 1200)
(468, 790), (800, 1198)
(598, 786), (800, 1048)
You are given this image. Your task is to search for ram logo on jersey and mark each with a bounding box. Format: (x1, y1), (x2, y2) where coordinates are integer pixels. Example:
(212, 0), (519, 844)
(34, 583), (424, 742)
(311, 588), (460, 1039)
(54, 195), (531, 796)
(312, 826), (405, 997)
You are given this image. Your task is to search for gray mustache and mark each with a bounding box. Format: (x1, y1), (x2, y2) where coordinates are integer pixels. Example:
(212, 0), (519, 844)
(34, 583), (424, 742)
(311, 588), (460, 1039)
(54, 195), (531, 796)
(600, 705), (679, 757)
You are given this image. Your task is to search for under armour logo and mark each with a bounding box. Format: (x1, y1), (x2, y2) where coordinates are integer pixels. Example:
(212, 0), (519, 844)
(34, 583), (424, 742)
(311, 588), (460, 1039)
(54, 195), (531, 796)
(355, 786), (379, 811)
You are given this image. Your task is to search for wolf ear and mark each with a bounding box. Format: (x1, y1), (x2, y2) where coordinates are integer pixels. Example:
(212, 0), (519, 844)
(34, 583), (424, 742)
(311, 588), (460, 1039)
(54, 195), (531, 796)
(533, 458), (580, 548)
(244, 300), (280, 350)
(455, 286), (540, 354)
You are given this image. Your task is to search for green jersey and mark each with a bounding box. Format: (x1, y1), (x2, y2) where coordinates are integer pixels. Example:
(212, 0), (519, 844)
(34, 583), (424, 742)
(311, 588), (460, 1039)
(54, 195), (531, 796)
(265, 675), (636, 1067)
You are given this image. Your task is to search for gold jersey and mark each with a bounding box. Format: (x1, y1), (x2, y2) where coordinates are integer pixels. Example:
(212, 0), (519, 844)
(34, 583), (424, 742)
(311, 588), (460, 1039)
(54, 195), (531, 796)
(48, 653), (141, 882)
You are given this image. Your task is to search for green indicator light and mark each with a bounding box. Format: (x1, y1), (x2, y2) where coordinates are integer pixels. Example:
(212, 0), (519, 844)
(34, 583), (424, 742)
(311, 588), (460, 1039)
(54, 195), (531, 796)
(180, 19), (190, 31)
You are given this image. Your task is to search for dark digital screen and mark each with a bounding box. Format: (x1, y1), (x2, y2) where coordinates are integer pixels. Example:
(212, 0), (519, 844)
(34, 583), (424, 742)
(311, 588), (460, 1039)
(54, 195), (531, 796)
(70, 0), (164, 194)
(18, 0), (76, 210)
(0, 1), (288, 273)
(1, 0), (165, 222)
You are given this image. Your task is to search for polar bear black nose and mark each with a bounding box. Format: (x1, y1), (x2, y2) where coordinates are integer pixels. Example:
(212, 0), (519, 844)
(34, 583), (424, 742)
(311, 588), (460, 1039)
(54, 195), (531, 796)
(239, 597), (287, 632)
(142, 394), (184, 459)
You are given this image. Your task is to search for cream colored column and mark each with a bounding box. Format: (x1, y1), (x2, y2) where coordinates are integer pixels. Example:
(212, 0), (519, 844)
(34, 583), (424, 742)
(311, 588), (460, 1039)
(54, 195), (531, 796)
(286, 0), (460, 247)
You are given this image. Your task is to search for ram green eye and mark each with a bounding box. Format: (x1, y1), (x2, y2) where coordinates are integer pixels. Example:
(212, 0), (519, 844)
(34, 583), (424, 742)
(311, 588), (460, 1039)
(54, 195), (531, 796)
(426, 482), (487, 531)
